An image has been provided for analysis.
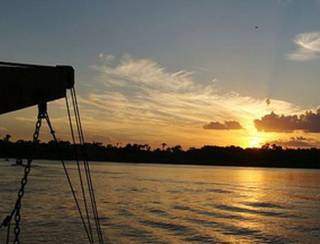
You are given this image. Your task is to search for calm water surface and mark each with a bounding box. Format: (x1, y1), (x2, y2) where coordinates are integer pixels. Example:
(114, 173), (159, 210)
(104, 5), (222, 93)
(0, 160), (320, 243)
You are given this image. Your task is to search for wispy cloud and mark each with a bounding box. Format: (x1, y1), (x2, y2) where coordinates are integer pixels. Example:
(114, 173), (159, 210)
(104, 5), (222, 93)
(288, 32), (320, 61)
(79, 54), (304, 146)
(0, 127), (8, 135)
(98, 53), (115, 63)
(0, 54), (311, 146)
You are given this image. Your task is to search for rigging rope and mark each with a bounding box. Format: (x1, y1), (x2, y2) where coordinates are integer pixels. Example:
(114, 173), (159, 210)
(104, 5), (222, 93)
(70, 88), (104, 243)
(44, 112), (94, 244)
(5, 218), (11, 244)
(65, 94), (94, 242)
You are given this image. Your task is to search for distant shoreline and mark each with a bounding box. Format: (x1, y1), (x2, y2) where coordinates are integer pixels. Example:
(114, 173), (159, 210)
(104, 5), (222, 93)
(1, 158), (320, 170)
(1, 140), (319, 169)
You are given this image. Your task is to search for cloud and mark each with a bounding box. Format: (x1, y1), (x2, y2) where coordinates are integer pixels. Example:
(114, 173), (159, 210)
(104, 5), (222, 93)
(76, 54), (308, 146)
(267, 136), (320, 148)
(98, 53), (115, 63)
(254, 110), (320, 133)
(0, 54), (309, 147)
(0, 127), (8, 135)
(288, 32), (320, 61)
(203, 121), (243, 130)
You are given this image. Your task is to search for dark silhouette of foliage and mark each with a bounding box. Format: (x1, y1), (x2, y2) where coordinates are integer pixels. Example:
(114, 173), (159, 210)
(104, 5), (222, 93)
(0, 138), (319, 169)
(3, 134), (11, 142)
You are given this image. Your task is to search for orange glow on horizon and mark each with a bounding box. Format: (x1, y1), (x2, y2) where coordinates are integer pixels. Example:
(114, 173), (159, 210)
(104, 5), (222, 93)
(248, 136), (263, 148)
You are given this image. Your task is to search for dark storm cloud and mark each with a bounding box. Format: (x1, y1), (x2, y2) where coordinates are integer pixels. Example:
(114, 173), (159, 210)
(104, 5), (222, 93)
(254, 110), (320, 133)
(203, 120), (243, 130)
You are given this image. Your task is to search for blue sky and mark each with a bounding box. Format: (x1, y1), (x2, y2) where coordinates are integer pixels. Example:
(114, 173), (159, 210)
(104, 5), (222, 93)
(1, 1), (320, 147)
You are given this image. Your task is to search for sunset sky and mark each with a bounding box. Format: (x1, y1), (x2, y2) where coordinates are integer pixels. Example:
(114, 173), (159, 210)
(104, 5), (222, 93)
(1, 0), (320, 148)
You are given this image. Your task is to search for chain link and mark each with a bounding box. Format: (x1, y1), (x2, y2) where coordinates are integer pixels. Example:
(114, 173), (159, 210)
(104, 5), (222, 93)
(11, 116), (42, 244)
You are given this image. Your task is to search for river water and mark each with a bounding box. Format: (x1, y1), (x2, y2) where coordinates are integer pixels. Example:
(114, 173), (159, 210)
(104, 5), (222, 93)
(0, 160), (320, 243)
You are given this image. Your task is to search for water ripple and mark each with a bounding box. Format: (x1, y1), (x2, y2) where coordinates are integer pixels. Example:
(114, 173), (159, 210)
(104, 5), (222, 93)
(212, 204), (300, 218)
(140, 220), (192, 235)
(242, 201), (284, 209)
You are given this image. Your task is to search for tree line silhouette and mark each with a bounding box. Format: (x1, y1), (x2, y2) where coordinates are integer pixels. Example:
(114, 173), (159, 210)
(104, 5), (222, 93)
(0, 134), (319, 169)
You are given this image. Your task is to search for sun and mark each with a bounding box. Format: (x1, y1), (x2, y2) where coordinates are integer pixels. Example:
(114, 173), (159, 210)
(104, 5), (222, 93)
(248, 136), (263, 148)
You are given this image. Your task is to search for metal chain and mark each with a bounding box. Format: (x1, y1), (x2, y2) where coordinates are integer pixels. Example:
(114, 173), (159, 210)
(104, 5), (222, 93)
(1, 98), (103, 243)
(11, 116), (42, 244)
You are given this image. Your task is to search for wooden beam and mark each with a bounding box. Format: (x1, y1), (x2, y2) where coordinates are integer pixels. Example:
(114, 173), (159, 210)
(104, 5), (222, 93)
(0, 62), (74, 115)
